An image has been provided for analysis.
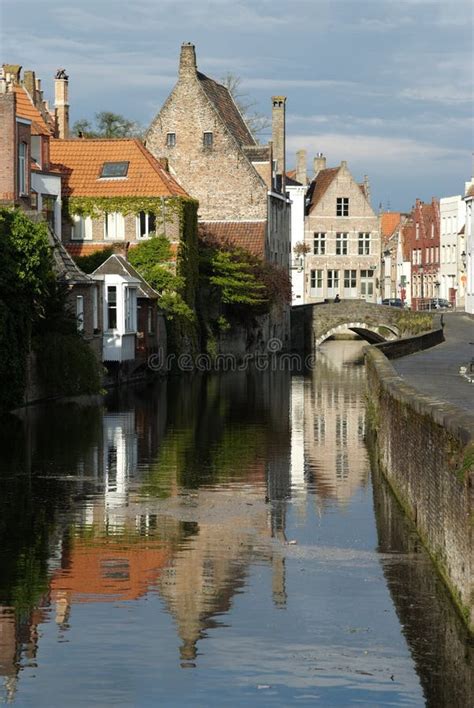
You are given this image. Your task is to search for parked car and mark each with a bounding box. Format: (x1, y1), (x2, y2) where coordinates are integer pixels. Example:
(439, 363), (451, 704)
(382, 298), (405, 308)
(424, 298), (453, 310)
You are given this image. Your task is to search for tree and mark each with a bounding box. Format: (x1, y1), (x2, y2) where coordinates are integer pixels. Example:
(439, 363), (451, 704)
(127, 236), (194, 321)
(72, 111), (143, 139)
(221, 72), (270, 138)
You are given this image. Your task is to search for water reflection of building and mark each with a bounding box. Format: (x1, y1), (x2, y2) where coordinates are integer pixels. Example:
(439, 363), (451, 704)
(303, 341), (369, 505)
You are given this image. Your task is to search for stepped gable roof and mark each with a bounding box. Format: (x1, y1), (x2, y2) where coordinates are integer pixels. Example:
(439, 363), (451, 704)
(381, 212), (401, 243)
(50, 138), (189, 198)
(92, 254), (159, 299)
(197, 71), (256, 147)
(306, 166), (340, 213)
(14, 85), (51, 136)
(200, 221), (265, 257)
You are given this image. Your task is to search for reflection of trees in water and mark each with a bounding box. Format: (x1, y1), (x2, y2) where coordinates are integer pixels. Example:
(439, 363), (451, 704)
(372, 461), (474, 708)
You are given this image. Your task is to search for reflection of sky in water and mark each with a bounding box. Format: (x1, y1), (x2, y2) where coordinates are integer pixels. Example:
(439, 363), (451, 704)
(0, 341), (470, 706)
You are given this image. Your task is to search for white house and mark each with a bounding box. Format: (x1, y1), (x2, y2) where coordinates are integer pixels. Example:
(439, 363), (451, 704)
(439, 195), (466, 307)
(287, 183), (307, 305)
(464, 181), (474, 314)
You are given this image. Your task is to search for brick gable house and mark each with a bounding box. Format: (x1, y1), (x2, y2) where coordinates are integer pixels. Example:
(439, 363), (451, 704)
(403, 198), (440, 309)
(304, 157), (381, 303)
(145, 43), (291, 267)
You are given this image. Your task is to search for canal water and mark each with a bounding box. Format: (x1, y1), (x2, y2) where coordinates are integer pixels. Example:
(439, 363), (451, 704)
(0, 341), (471, 707)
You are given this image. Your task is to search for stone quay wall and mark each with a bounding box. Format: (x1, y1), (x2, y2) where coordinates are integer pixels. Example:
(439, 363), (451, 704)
(366, 346), (474, 631)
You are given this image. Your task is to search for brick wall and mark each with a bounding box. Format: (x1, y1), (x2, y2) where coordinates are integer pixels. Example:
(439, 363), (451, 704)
(145, 65), (268, 221)
(366, 346), (474, 630)
(0, 92), (16, 201)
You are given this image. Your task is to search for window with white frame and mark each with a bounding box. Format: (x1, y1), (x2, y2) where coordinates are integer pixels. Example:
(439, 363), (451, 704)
(344, 269), (356, 288)
(18, 142), (27, 195)
(327, 269), (339, 290)
(310, 269), (323, 290)
(76, 295), (84, 332)
(124, 287), (137, 332)
(136, 211), (156, 239)
(72, 214), (93, 240)
(107, 286), (117, 330)
(360, 269), (374, 298)
(336, 197), (349, 216)
(166, 132), (176, 147)
(104, 212), (125, 240)
(415, 224), (420, 239)
(358, 232), (370, 255)
(336, 233), (348, 255)
(92, 286), (99, 331)
(313, 232), (326, 255)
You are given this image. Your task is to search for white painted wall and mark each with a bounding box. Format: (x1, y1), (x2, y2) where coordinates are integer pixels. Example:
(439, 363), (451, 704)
(31, 171), (62, 238)
(465, 193), (474, 314)
(287, 185), (306, 305)
(439, 195), (466, 306)
(93, 273), (140, 361)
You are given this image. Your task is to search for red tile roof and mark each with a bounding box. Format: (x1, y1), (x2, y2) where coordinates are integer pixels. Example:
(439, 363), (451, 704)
(14, 86), (51, 135)
(306, 167), (340, 212)
(200, 221), (266, 257)
(381, 212), (401, 242)
(49, 138), (190, 198)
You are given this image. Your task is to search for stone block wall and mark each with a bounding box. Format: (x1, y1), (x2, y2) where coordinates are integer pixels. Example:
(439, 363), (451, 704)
(366, 347), (474, 630)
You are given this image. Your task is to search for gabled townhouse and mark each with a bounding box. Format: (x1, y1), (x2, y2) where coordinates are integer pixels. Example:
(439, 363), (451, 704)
(286, 150), (309, 305)
(145, 43), (291, 268)
(303, 156), (380, 303)
(0, 64), (63, 231)
(403, 198), (440, 310)
(0, 65), (100, 350)
(380, 212), (411, 305)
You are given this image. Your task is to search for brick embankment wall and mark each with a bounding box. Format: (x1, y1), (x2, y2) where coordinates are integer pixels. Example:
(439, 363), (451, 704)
(365, 347), (474, 631)
(374, 327), (444, 359)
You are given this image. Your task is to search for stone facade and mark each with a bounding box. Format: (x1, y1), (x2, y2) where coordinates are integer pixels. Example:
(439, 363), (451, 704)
(145, 43), (291, 266)
(304, 159), (380, 303)
(440, 195), (466, 307)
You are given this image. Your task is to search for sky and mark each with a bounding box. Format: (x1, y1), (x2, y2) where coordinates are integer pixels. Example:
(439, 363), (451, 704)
(1, 0), (473, 210)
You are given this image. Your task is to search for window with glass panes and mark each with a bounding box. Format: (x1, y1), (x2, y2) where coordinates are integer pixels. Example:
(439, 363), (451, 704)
(336, 233), (348, 255)
(336, 197), (349, 216)
(137, 211), (156, 238)
(344, 270), (356, 288)
(327, 270), (339, 289)
(313, 232), (326, 254)
(358, 232), (370, 255)
(310, 269), (323, 289)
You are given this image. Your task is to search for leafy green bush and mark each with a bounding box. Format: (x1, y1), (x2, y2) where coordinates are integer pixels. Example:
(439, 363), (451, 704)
(74, 247), (113, 274)
(35, 333), (103, 398)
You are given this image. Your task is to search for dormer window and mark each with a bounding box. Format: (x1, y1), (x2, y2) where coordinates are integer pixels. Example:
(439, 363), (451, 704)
(100, 161), (129, 178)
(166, 132), (176, 147)
(203, 131), (213, 148)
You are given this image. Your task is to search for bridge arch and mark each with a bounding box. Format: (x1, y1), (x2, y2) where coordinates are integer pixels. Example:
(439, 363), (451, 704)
(314, 321), (399, 348)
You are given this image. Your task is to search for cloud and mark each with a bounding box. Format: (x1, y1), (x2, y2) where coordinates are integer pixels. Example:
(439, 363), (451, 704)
(287, 132), (465, 172)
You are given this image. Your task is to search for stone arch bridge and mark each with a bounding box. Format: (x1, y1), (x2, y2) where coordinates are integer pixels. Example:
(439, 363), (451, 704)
(291, 301), (423, 351)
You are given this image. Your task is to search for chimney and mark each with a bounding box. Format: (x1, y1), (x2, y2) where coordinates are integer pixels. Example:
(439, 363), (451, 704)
(23, 70), (36, 103)
(313, 153), (326, 177)
(54, 69), (69, 139)
(179, 43), (197, 80)
(271, 96), (286, 189)
(296, 149), (307, 185)
(340, 160), (347, 169)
